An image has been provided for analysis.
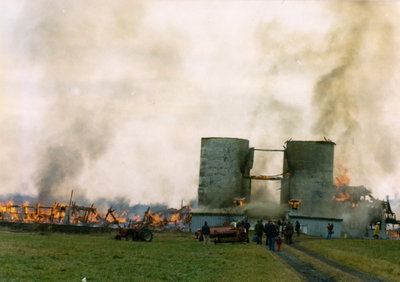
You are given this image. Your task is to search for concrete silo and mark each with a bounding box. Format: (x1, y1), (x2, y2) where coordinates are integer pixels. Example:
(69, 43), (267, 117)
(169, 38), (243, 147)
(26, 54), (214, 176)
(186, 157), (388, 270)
(198, 137), (253, 208)
(281, 140), (335, 216)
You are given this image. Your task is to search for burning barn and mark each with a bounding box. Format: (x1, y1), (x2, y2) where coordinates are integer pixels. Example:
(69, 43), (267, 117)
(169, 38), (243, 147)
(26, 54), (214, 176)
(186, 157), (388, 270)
(281, 140), (399, 238)
(192, 137), (399, 239)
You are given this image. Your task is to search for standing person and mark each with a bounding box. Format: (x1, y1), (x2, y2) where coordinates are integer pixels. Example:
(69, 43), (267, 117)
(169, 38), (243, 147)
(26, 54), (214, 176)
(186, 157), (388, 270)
(277, 220), (282, 236)
(282, 221), (288, 243)
(255, 220), (264, 245)
(374, 222), (380, 239)
(285, 221), (294, 244)
(295, 220), (301, 237)
(264, 221), (271, 247)
(244, 219), (251, 243)
(266, 221), (278, 251)
(276, 236), (283, 252)
(201, 221), (211, 245)
(326, 223), (334, 240)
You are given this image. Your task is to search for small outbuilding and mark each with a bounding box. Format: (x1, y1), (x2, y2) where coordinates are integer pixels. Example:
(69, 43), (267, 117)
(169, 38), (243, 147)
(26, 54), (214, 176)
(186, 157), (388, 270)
(191, 209), (245, 232)
(287, 214), (343, 238)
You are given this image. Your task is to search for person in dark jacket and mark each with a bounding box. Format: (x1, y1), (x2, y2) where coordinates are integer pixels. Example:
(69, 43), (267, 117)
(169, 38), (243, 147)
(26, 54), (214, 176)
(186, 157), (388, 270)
(282, 221), (287, 242)
(254, 220), (264, 245)
(295, 220), (301, 237)
(277, 220), (282, 236)
(244, 219), (251, 243)
(264, 221), (271, 247)
(201, 221), (211, 245)
(265, 221), (278, 251)
(285, 222), (294, 244)
(327, 223), (334, 240)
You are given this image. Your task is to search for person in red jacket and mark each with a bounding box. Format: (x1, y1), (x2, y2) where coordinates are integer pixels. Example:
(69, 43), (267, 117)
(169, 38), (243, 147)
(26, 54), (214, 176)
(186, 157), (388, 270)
(276, 236), (283, 251)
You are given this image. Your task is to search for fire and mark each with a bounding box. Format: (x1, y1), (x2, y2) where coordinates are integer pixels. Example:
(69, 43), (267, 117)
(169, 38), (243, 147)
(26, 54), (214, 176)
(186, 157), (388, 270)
(334, 165), (350, 186)
(0, 199), (193, 231)
(288, 199), (301, 209)
(0, 201), (126, 225)
(332, 166), (352, 202)
(386, 228), (400, 239)
(136, 205), (193, 230)
(332, 191), (351, 202)
(233, 197), (245, 206)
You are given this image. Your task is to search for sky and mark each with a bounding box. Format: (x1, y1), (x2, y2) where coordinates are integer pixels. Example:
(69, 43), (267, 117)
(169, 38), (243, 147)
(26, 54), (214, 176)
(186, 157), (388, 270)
(0, 1), (399, 210)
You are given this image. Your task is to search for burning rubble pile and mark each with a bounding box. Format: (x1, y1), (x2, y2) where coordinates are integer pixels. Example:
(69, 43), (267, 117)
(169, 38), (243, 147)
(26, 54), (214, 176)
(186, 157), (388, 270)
(0, 199), (192, 232)
(126, 205), (192, 231)
(330, 168), (399, 239)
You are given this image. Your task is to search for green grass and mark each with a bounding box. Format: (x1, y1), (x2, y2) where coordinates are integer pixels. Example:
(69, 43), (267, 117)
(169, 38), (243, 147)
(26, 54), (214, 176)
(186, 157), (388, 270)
(0, 229), (300, 281)
(298, 239), (400, 281)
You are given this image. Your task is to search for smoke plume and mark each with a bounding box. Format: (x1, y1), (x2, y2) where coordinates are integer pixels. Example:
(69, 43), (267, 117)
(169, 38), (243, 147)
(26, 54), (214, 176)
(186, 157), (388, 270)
(0, 1), (399, 210)
(311, 2), (400, 193)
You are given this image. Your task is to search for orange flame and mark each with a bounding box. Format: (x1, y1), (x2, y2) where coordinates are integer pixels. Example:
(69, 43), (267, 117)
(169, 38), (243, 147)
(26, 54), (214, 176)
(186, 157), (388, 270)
(0, 200), (192, 230)
(334, 166), (350, 187)
(0, 201), (126, 225)
(138, 206), (192, 230)
(332, 166), (352, 202)
(233, 198), (245, 206)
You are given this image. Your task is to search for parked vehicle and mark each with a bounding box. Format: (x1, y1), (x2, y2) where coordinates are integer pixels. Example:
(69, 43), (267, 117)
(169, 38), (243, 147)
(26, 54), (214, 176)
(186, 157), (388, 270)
(116, 225), (153, 242)
(195, 225), (247, 243)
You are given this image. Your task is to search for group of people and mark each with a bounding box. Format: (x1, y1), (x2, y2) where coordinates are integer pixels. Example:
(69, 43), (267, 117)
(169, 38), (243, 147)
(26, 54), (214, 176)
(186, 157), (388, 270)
(254, 219), (301, 251)
(201, 219), (304, 249)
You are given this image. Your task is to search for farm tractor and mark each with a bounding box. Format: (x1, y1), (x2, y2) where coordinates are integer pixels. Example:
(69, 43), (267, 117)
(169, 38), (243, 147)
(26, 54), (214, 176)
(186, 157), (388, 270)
(105, 207), (153, 242)
(115, 225), (153, 242)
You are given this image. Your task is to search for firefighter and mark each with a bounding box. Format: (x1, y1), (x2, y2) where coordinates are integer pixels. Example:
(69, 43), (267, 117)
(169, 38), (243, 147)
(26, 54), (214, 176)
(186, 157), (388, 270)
(374, 222), (380, 239)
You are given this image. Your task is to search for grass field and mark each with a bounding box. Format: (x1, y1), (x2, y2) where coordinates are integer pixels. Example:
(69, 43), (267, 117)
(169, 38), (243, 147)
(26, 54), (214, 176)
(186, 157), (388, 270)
(1, 229), (399, 281)
(0, 229), (300, 281)
(297, 238), (400, 281)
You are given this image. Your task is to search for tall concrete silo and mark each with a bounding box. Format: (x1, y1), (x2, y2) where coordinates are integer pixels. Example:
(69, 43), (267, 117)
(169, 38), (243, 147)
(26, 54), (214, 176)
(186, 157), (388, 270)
(281, 140), (335, 216)
(198, 137), (253, 208)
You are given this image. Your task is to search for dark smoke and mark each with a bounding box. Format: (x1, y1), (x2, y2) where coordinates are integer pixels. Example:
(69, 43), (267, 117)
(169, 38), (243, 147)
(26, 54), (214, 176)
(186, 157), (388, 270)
(311, 3), (364, 141)
(36, 145), (84, 203)
(312, 2), (399, 179)
(1, 2), (399, 210)
(17, 1), (187, 205)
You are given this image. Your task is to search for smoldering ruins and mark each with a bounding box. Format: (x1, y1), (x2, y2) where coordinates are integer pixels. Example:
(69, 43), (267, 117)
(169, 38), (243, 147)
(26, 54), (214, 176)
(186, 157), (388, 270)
(191, 137), (399, 239)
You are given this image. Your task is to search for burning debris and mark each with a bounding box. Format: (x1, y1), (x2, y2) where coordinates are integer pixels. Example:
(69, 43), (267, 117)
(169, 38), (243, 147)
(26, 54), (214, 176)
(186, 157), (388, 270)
(0, 200), (126, 226)
(127, 206), (192, 231)
(0, 199), (193, 232)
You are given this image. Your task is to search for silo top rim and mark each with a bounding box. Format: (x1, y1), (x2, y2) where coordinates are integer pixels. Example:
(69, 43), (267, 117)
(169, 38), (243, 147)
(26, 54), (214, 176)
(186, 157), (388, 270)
(285, 140), (336, 145)
(202, 137), (249, 142)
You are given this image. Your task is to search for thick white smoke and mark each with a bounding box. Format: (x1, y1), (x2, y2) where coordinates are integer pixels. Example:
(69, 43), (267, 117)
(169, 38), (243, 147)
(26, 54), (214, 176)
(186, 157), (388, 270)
(0, 1), (399, 210)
